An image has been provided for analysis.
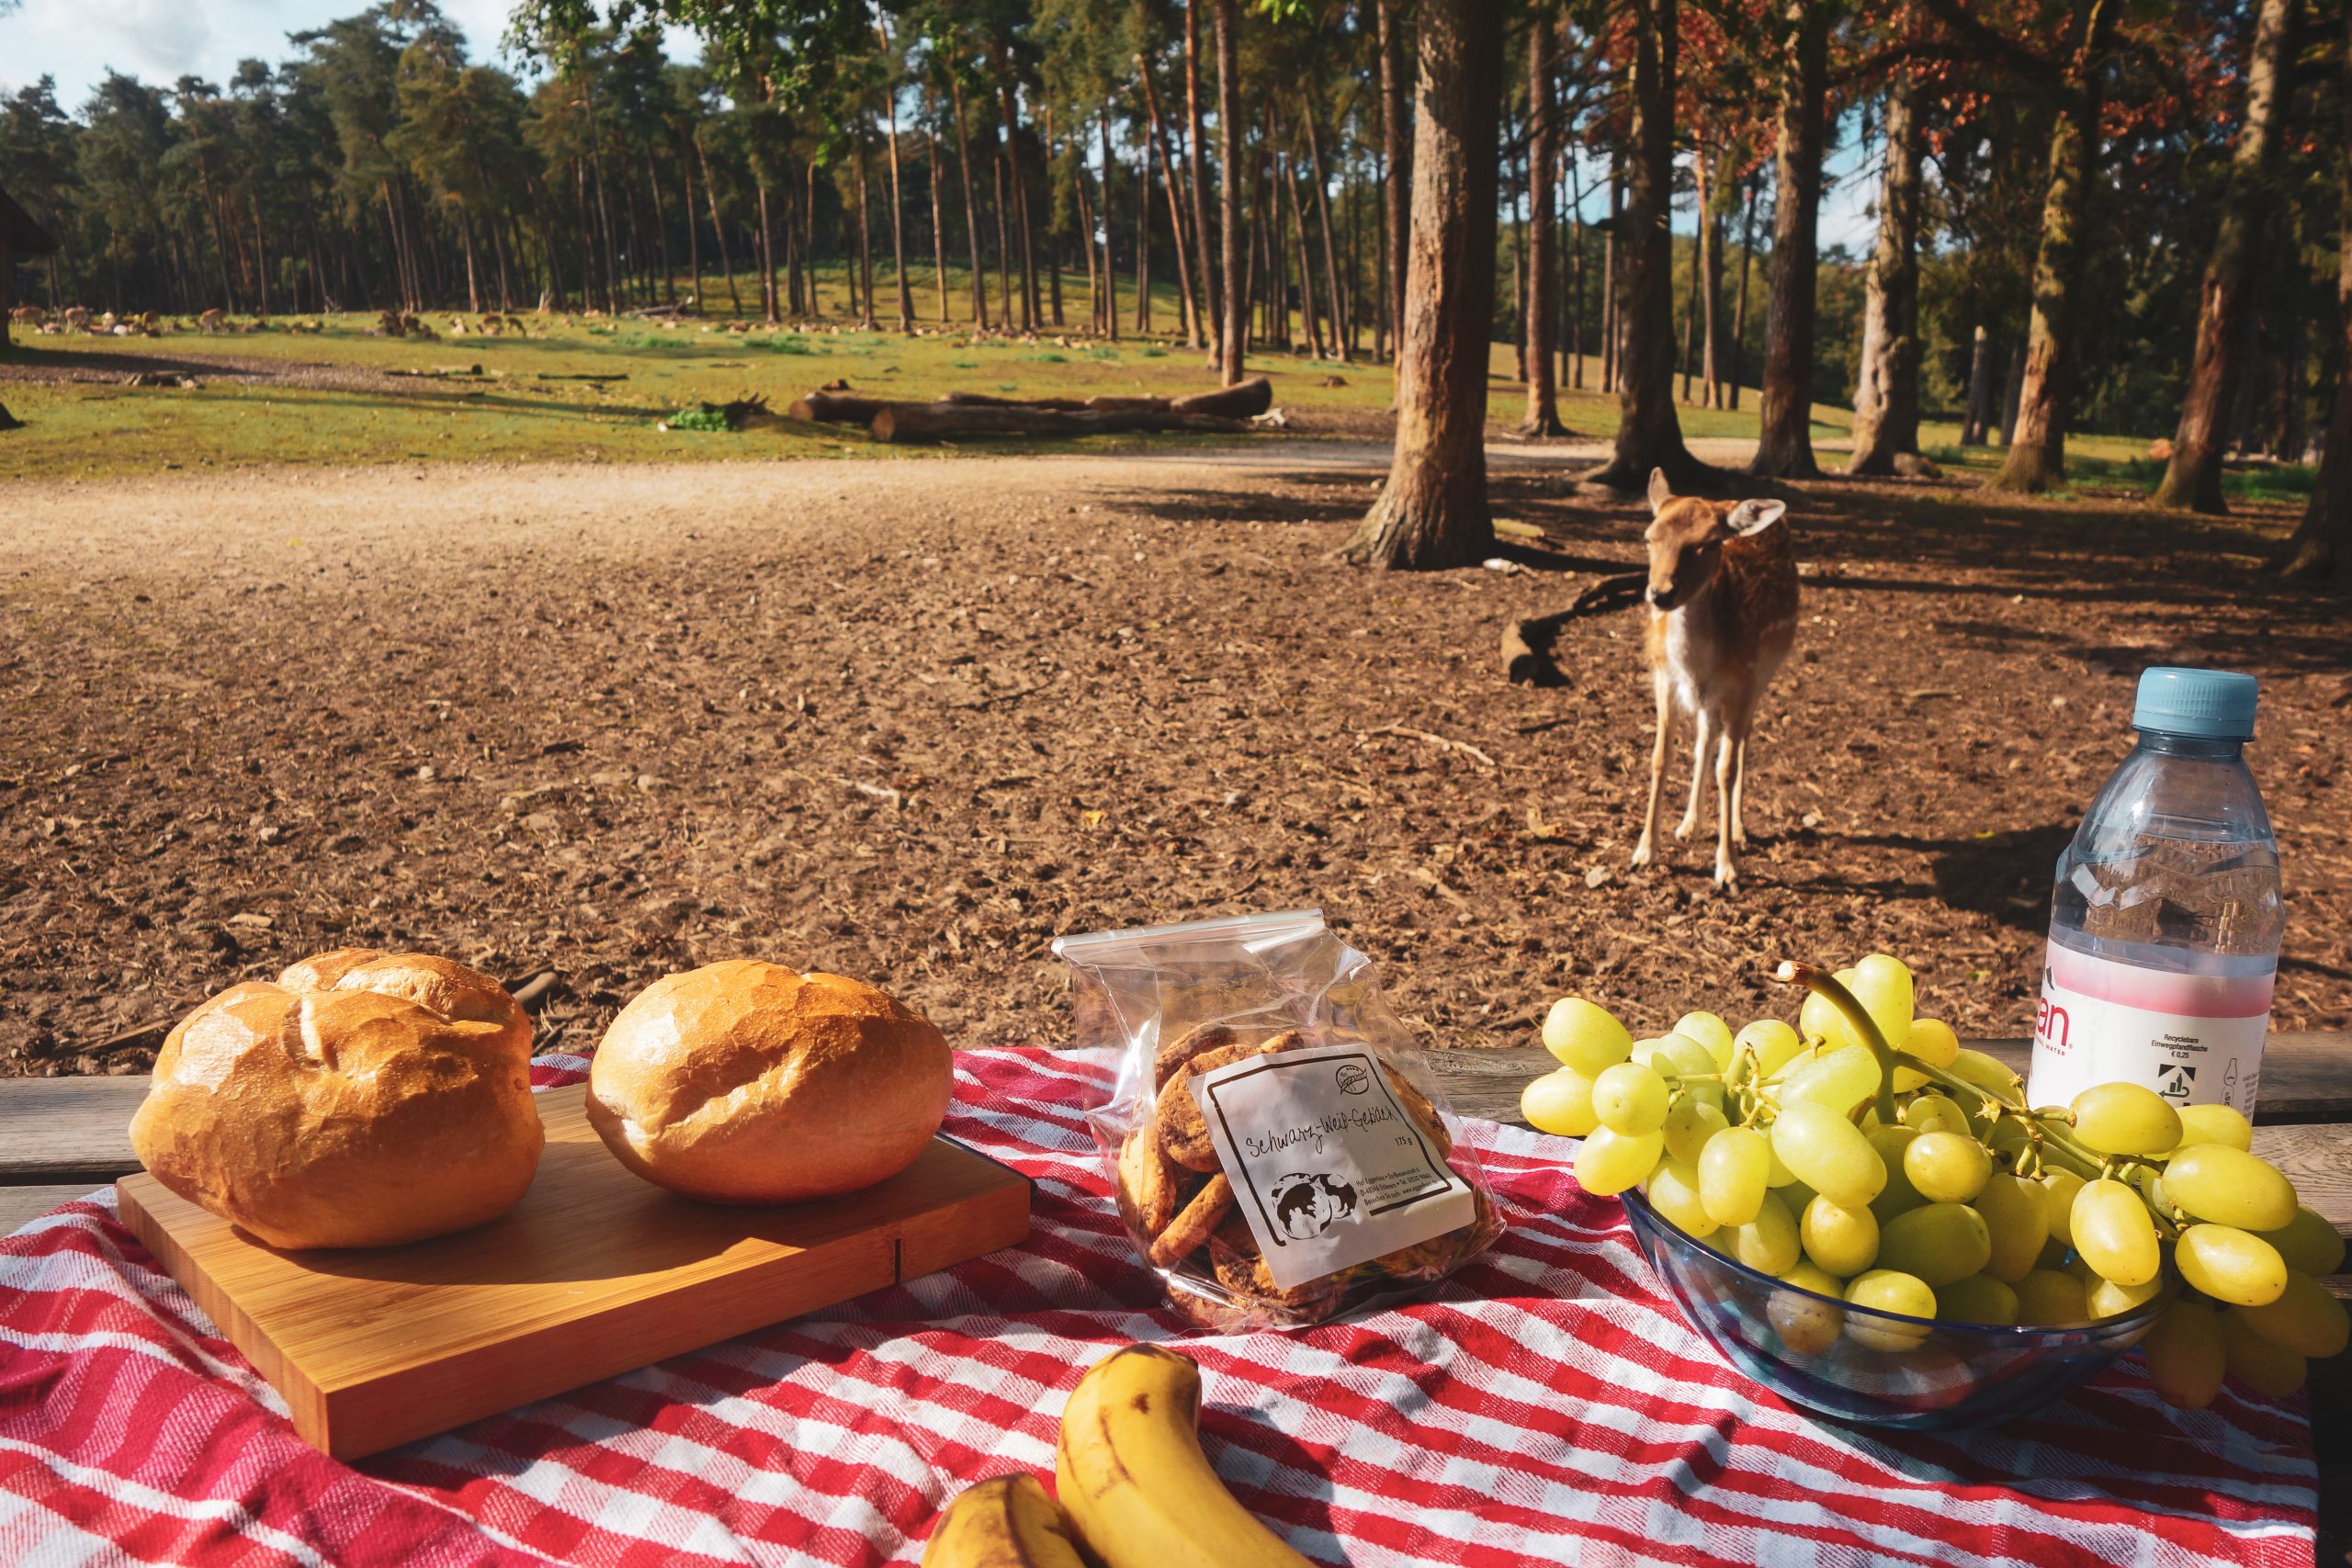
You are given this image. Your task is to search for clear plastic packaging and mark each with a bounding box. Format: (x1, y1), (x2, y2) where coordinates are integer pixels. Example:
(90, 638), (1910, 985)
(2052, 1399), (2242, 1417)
(1054, 908), (1503, 1330)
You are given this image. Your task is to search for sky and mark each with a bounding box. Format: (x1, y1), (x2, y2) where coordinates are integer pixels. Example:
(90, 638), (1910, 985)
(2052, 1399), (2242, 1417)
(0, 0), (1882, 250)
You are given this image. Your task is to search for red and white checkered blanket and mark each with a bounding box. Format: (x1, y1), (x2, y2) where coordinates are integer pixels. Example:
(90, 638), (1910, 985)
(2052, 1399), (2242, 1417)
(0, 1048), (2316, 1566)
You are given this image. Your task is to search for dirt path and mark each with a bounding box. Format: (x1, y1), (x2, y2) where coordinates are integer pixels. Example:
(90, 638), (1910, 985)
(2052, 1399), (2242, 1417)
(4, 454), (2345, 1075)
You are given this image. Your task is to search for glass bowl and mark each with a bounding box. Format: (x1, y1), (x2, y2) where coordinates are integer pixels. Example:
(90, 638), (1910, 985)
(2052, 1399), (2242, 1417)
(1621, 1190), (2168, 1431)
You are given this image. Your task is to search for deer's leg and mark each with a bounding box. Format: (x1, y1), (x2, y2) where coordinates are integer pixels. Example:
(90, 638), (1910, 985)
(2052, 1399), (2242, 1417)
(1631, 671), (1671, 869)
(1713, 719), (1741, 889)
(1676, 707), (1714, 840)
(1730, 725), (1752, 851)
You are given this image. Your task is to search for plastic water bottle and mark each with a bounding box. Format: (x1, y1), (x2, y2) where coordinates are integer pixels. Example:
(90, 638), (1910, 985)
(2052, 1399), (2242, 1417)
(2026, 668), (2282, 1115)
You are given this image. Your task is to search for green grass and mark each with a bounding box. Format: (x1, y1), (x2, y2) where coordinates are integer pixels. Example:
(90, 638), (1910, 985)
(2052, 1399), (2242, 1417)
(1922, 439), (2314, 505)
(0, 263), (2195, 492)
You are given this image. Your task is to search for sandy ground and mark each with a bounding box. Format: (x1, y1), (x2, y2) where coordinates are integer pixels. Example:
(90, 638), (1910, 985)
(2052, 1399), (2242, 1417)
(5, 446), (2346, 1075)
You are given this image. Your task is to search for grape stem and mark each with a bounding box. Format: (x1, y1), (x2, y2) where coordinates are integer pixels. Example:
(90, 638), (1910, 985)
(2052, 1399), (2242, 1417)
(1771, 962), (1898, 1124)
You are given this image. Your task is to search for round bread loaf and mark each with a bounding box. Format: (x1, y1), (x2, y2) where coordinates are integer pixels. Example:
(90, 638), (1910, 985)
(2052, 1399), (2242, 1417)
(587, 960), (952, 1203)
(129, 950), (544, 1250)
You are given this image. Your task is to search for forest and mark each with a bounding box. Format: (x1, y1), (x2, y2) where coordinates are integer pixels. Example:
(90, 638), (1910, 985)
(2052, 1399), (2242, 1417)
(2, 0), (2349, 574)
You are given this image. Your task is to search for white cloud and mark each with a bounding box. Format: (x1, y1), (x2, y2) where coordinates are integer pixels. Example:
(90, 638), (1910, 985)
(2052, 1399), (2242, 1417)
(0, 0), (532, 105)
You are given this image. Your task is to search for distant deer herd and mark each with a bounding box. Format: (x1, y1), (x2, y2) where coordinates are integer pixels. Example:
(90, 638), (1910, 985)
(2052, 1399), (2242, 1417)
(5, 306), (540, 340)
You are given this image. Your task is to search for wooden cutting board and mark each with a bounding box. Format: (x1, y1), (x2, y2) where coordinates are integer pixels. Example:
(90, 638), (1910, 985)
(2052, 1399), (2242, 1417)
(115, 1081), (1032, 1460)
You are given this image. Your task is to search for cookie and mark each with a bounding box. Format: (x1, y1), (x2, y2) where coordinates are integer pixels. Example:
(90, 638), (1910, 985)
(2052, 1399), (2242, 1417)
(1115, 1127), (1182, 1239)
(1153, 1022), (1238, 1088)
(1385, 1066), (1455, 1156)
(1154, 1031), (1306, 1172)
(1147, 1173), (1233, 1269)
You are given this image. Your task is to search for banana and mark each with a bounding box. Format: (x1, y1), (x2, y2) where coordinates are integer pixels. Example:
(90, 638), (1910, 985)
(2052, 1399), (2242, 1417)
(921, 1474), (1090, 1568)
(1054, 1344), (1314, 1568)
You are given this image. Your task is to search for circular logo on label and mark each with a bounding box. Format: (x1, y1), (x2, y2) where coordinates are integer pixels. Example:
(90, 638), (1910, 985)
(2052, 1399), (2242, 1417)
(1268, 1173), (1360, 1239)
(1334, 1063), (1370, 1095)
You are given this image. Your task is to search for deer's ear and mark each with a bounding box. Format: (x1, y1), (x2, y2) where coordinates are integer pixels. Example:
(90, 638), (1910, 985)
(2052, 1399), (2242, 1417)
(1726, 499), (1787, 536)
(1646, 468), (1672, 514)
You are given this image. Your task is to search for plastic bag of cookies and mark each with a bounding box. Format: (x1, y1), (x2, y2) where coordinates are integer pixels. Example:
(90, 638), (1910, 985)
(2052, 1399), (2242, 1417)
(1054, 909), (1503, 1330)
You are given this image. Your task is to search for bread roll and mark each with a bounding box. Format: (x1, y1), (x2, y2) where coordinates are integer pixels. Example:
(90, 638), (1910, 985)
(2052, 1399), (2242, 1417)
(588, 960), (952, 1204)
(129, 951), (544, 1249)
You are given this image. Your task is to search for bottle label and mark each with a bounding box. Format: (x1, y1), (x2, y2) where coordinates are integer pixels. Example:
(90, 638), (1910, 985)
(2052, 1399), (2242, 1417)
(2026, 945), (2272, 1113)
(1194, 1044), (1473, 1290)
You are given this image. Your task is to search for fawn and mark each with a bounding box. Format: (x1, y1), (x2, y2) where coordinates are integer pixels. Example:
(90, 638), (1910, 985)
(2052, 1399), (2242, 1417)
(1628, 468), (1799, 890)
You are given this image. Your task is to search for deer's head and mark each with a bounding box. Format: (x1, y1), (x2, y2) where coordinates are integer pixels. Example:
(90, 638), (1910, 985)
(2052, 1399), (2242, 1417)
(1643, 468), (1787, 612)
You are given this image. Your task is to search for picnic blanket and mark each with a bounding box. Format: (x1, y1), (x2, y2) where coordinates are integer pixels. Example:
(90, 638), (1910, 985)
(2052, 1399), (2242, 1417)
(0, 1047), (2317, 1567)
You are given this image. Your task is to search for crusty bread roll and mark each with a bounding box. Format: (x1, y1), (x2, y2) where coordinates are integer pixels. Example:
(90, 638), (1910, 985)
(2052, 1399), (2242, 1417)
(587, 960), (952, 1204)
(130, 950), (544, 1250)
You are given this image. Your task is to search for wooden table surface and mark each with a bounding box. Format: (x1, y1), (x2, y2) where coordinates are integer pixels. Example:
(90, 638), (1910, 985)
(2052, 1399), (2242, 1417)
(3, 1033), (2347, 1237)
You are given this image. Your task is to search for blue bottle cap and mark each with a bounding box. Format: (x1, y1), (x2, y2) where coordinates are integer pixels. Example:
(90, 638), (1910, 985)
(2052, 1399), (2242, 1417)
(2132, 667), (2258, 740)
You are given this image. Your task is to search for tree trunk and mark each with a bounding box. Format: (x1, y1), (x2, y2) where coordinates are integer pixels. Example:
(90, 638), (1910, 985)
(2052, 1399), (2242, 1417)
(1679, 225), (1700, 401)
(1588, 0), (1712, 490)
(1071, 115), (1102, 331)
(1991, 0), (2120, 493)
(1999, 336), (2026, 444)
(459, 208), (482, 314)
(926, 98), (951, 323)
(682, 158), (703, 313)
(1334, 0), (1502, 569)
(1729, 173), (1755, 409)
(1283, 128), (1322, 358)
(1521, 16), (1564, 434)
(1962, 324), (1996, 444)
(853, 137), (877, 328)
(1045, 100), (1066, 328)
(696, 136), (741, 317)
(2272, 305), (2304, 459)
(757, 181), (780, 324)
(993, 126), (1017, 328)
(1600, 167), (1619, 391)
(1100, 107), (1120, 339)
(1186, 0), (1220, 354)
(1375, 0), (1410, 367)
(2276, 0), (2352, 579)
(878, 40), (915, 333)
(1849, 73), (1927, 475)
(1510, 118), (1528, 383)
(950, 71), (990, 330)
(1752, 0), (1828, 478)
(1136, 153), (1152, 331)
(1567, 146), (1585, 389)
(998, 66), (1039, 331)
(1698, 144), (1724, 409)
(1215, 0), (1247, 384)
(2156, 0), (2296, 512)
(1302, 92), (1350, 363)
(647, 152), (675, 308)
(1139, 54), (1205, 346)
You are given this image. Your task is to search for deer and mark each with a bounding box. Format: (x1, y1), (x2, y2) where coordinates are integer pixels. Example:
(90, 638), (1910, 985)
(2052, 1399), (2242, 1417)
(1628, 468), (1800, 892)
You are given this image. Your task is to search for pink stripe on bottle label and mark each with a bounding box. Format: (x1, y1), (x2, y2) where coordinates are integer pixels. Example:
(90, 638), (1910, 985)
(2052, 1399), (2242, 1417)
(2027, 946), (2271, 1114)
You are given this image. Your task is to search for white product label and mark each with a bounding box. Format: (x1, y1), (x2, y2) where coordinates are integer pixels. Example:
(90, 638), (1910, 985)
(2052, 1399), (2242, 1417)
(1193, 1044), (1473, 1290)
(2026, 946), (2272, 1114)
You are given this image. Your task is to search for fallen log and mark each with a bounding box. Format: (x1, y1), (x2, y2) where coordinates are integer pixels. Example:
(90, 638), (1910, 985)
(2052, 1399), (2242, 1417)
(869, 403), (1250, 445)
(787, 390), (893, 423)
(1169, 378), (1272, 418)
(794, 375), (1274, 429)
(1502, 570), (1648, 687)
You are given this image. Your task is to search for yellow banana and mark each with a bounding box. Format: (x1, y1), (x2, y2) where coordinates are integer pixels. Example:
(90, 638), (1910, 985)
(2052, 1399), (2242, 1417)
(921, 1473), (1090, 1568)
(1054, 1344), (1314, 1568)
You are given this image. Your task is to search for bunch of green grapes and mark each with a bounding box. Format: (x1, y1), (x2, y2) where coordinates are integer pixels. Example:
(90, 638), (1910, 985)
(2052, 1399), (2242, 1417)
(1521, 954), (2348, 1410)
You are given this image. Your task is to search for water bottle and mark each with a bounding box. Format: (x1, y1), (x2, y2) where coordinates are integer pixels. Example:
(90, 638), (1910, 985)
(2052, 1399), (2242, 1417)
(2026, 668), (2283, 1115)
